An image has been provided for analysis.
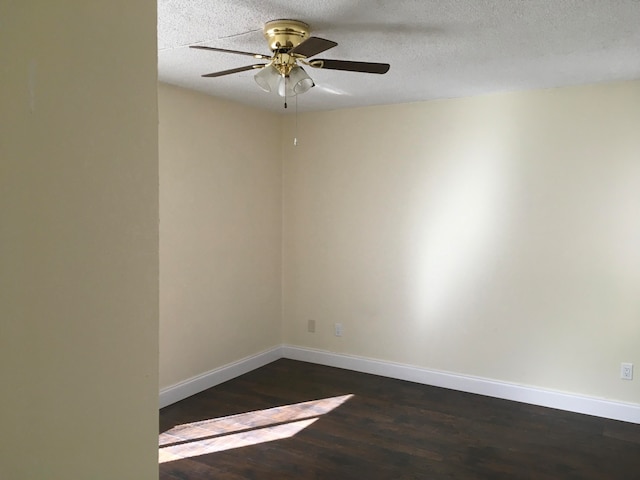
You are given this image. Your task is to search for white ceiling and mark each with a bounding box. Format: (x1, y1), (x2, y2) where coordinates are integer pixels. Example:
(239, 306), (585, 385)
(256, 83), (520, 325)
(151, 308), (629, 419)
(158, 0), (640, 113)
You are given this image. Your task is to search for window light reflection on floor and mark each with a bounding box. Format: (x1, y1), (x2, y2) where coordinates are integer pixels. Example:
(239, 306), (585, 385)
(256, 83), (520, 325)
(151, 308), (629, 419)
(159, 394), (354, 463)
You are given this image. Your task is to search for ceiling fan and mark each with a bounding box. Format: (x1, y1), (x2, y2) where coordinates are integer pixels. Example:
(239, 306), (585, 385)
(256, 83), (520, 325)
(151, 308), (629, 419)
(190, 19), (390, 101)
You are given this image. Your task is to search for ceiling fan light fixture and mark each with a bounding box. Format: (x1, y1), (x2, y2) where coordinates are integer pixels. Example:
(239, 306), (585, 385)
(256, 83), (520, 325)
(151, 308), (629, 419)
(276, 66), (314, 97)
(254, 64), (281, 92)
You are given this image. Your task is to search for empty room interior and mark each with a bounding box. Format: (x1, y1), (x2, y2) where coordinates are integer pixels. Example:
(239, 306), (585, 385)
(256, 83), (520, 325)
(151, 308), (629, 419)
(3, 1), (639, 479)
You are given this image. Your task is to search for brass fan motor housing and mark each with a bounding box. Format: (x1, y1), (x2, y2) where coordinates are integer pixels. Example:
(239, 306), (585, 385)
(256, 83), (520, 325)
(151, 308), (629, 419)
(263, 20), (310, 52)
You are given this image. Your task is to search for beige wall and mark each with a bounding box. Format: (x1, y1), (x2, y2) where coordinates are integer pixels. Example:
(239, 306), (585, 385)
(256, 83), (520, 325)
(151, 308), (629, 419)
(159, 84), (282, 389)
(0, 2), (158, 479)
(283, 80), (640, 404)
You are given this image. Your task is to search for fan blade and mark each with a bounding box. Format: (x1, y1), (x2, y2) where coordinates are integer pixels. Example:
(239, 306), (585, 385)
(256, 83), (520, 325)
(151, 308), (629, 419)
(201, 64), (265, 78)
(190, 45), (271, 60)
(289, 37), (337, 58)
(313, 59), (390, 74)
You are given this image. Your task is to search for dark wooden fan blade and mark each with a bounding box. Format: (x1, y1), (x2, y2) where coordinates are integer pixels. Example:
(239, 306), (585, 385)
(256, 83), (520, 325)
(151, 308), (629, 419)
(314, 59), (390, 74)
(201, 64), (265, 78)
(289, 37), (337, 58)
(190, 45), (271, 60)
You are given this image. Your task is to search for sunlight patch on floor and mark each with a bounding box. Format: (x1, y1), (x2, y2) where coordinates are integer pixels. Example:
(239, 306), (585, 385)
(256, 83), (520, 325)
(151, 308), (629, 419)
(159, 393), (353, 463)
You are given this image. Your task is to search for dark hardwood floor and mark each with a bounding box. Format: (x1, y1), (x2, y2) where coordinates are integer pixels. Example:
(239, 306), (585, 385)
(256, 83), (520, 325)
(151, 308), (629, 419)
(159, 359), (640, 479)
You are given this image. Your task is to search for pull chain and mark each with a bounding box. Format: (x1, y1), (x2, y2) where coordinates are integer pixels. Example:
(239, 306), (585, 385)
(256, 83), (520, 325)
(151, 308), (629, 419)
(284, 75), (288, 109)
(294, 94), (298, 146)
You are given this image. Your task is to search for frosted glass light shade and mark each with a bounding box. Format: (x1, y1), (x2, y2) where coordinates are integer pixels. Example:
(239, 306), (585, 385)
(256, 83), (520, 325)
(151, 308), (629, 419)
(277, 76), (295, 97)
(254, 65), (281, 92)
(290, 66), (314, 94)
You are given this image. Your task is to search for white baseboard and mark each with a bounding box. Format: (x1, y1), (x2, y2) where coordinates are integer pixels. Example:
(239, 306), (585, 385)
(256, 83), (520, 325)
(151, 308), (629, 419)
(159, 346), (282, 408)
(159, 344), (640, 424)
(282, 345), (640, 424)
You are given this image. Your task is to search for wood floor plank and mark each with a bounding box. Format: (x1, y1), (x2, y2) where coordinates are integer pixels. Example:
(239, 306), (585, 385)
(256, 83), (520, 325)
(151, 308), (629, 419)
(159, 359), (640, 479)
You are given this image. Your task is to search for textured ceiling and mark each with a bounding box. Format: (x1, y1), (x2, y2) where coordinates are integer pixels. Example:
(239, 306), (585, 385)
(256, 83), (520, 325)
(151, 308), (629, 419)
(158, 0), (640, 113)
